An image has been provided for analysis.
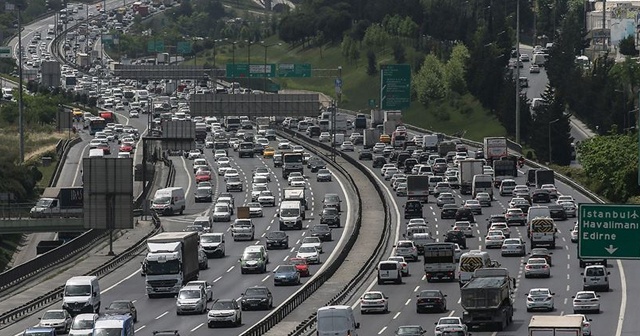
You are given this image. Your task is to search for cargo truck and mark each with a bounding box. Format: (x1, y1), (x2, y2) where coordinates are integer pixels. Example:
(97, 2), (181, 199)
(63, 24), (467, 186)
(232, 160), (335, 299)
(282, 152), (304, 178)
(461, 268), (515, 331)
(330, 114), (348, 132)
(422, 134), (439, 152)
(144, 232), (200, 298)
(354, 114), (367, 129)
(363, 128), (380, 148)
(407, 175), (430, 203)
(195, 123), (207, 142)
(30, 187), (83, 218)
(483, 137), (508, 165)
(283, 188), (308, 210)
(459, 159), (485, 195)
(438, 141), (457, 157)
(493, 157), (518, 188)
(423, 243), (457, 282)
(535, 169), (555, 188)
(528, 315), (583, 336)
(371, 109), (384, 128)
(383, 120), (399, 136)
(529, 217), (556, 249)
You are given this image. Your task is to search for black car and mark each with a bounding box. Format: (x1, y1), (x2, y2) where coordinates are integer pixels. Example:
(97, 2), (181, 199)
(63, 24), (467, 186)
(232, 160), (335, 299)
(358, 150), (373, 160)
(404, 200), (423, 219)
(531, 189), (551, 203)
(307, 157), (326, 172)
(403, 158), (418, 173)
(307, 126), (321, 137)
(273, 154), (283, 167)
(455, 207), (475, 223)
(322, 193), (342, 212)
(320, 207), (341, 227)
(444, 230), (466, 249)
(194, 188), (212, 203)
(105, 300), (138, 322)
(514, 202), (530, 214)
(415, 289), (447, 313)
(310, 224), (332, 241)
(265, 231), (289, 249)
(440, 204), (458, 219)
(372, 155), (387, 168)
(548, 204), (567, 220)
(240, 286), (273, 311)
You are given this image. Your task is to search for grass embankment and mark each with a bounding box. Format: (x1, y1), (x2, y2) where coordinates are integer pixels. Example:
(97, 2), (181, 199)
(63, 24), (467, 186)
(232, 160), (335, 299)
(189, 37), (506, 141)
(0, 129), (70, 271)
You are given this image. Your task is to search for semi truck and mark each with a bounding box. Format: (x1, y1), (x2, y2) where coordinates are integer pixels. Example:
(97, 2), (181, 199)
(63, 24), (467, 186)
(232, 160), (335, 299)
(483, 137), (508, 165)
(144, 232), (200, 298)
(283, 188), (308, 210)
(535, 169), (555, 188)
(493, 157), (518, 188)
(282, 152), (304, 178)
(354, 114), (367, 129)
(438, 141), (457, 157)
(30, 187), (83, 218)
(423, 243), (456, 282)
(461, 268), (515, 331)
(459, 159), (485, 195)
(528, 315), (583, 336)
(363, 128), (380, 148)
(371, 109), (384, 128)
(422, 134), (439, 152)
(407, 175), (430, 203)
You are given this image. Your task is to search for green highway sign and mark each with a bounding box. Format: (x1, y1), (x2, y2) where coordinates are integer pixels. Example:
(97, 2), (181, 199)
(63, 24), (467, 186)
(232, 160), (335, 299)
(278, 63), (311, 77)
(177, 41), (192, 55)
(147, 40), (165, 53)
(226, 63), (276, 78)
(0, 46), (11, 58)
(380, 64), (411, 110)
(368, 99), (376, 108)
(578, 204), (640, 259)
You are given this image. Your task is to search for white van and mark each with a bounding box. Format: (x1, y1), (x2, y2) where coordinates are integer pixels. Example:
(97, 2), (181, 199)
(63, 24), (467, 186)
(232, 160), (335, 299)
(458, 250), (494, 286)
(63, 276), (101, 315)
(69, 313), (99, 336)
(151, 187), (186, 215)
(377, 260), (402, 284)
(527, 206), (550, 224)
(278, 200), (304, 230)
(89, 148), (104, 158)
(316, 305), (360, 336)
(499, 179), (516, 196)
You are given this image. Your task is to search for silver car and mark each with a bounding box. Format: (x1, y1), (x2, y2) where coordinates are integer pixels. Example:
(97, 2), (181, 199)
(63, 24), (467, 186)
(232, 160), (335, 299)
(572, 291), (600, 314)
(524, 258), (551, 278)
(464, 199), (482, 215)
(526, 288), (555, 312)
(394, 240), (419, 262)
(475, 192), (492, 206)
(501, 238), (526, 256)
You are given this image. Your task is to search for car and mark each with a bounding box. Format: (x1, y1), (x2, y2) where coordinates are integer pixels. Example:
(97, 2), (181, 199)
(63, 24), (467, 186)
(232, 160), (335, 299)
(310, 224), (333, 241)
(359, 149), (373, 160)
(444, 230), (466, 249)
(395, 240), (419, 262)
(501, 238), (526, 256)
(558, 200), (578, 217)
(187, 149), (202, 160)
(453, 243), (462, 261)
(433, 182), (452, 196)
(463, 199), (482, 215)
(440, 204), (458, 219)
(360, 291), (389, 314)
(572, 291), (600, 314)
(252, 167), (271, 182)
(196, 170), (212, 183)
(396, 182), (408, 196)
(225, 176), (243, 192)
(530, 248), (553, 266)
(475, 192), (492, 206)
(251, 183), (269, 201)
(277, 142), (291, 150)
(212, 202), (232, 222)
(526, 288), (555, 312)
(416, 289), (447, 313)
(320, 207), (341, 227)
(541, 184), (558, 198)
(247, 202), (263, 217)
(240, 286), (273, 310)
(289, 257), (310, 277)
(214, 149), (228, 160)
(186, 280), (214, 302)
(524, 257), (551, 278)
(319, 132), (331, 142)
(340, 141), (355, 151)
(257, 190), (276, 207)
(452, 221), (473, 237)
(262, 146), (275, 158)
(176, 284), (208, 314)
(301, 236), (323, 253)
(395, 325), (428, 336)
(489, 222), (511, 238)
(505, 208), (526, 225)
(322, 193), (342, 212)
(316, 168), (332, 182)
(582, 265), (610, 291)
(372, 155), (387, 168)
(296, 244), (320, 264)
(38, 309), (72, 334)
(252, 175), (269, 184)
(265, 231), (289, 250)
(207, 299), (242, 327)
(530, 64), (541, 73)
(485, 230), (506, 248)
(531, 189), (551, 203)
(388, 256), (409, 276)
(194, 186), (213, 203)
(307, 157), (326, 172)
(520, 53), (530, 62)
(564, 314), (593, 336)
(570, 223), (579, 243)
(434, 316), (467, 336)
(273, 264), (301, 286)
(436, 193), (456, 207)
(223, 169), (239, 181)
(455, 207), (475, 223)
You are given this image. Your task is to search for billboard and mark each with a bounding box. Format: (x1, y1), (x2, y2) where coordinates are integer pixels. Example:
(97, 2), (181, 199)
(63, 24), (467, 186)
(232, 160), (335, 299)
(83, 157), (134, 230)
(188, 93), (321, 117)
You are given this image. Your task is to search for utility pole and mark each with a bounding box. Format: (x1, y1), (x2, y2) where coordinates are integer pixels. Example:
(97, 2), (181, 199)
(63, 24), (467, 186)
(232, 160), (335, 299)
(515, 0), (521, 144)
(17, 6), (24, 163)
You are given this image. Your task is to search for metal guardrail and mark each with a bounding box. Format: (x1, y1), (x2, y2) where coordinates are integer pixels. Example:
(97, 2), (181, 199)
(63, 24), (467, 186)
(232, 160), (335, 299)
(239, 128), (391, 336)
(0, 213), (162, 327)
(163, 157), (175, 187)
(50, 137), (82, 187)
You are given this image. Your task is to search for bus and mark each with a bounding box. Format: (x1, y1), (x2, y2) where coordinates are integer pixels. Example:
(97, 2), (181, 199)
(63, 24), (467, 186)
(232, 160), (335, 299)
(458, 250), (497, 286)
(423, 243), (457, 282)
(87, 117), (106, 135)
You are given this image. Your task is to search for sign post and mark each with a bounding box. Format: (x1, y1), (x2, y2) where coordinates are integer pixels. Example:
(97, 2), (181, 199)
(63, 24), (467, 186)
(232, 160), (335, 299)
(380, 64), (411, 110)
(578, 204), (640, 259)
(0, 46), (12, 58)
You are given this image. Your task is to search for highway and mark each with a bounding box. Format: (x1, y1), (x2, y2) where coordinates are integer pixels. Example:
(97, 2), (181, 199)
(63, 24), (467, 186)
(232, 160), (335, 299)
(5, 127), (355, 336)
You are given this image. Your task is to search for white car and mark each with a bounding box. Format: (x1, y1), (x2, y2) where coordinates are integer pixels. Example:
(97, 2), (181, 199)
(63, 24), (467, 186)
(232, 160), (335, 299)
(39, 309), (73, 334)
(564, 314), (593, 336)
(453, 221), (473, 237)
(570, 223), (579, 243)
(319, 132), (331, 142)
(572, 291), (600, 314)
(278, 142), (291, 150)
(193, 158), (209, 173)
(485, 230), (506, 248)
(187, 149), (202, 160)
(207, 299), (242, 327)
(383, 167), (399, 180)
(217, 156), (231, 165)
(463, 199), (482, 215)
(526, 288), (555, 312)
(214, 149), (228, 160)
(360, 291), (389, 314)
(212, 203), (232, 222)
(253, 167), (271, 182)
(388, 256), (409, 276)
(394, 240), (418, 262)
(217, 163), (232, 176)
(292, 145), (304, 153)
(373, 142), (386, 153)
(129, 109), (139, 118)
(186, 280), (214, 302)
(541, 184), (558, 197)
(287, 172), (303, 183)
(251, 184), (269, 201)
(247, 202), (263, 217)
(489, 223), (511, 238)
(296, 244), (320, 264)
(557, 195), (575, 203)
(434, 317), (468, 336)
(301, 236), (323, 253)
(340, 141), (355, 151)
(224, 169), (239, 181)
(289, 176), (306, 188)
(257, 190), (276, 207)
(453, 243), (462, 261)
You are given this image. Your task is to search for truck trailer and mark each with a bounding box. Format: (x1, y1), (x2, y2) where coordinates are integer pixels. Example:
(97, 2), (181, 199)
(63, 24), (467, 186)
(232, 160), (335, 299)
(483, 137), (508, 165)
(461, 268), (515, 330)
(363, 128), (380, 148)
(144, 232), (200, 298)
(459, 159), (485, 195)
(535, 169), (555, 188)
(493, 157), (518, 188)
(30, 187), (83, 218)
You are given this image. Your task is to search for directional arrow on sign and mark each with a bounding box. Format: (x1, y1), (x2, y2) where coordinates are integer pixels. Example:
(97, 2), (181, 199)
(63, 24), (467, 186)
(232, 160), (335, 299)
(605, 245), (618, 255)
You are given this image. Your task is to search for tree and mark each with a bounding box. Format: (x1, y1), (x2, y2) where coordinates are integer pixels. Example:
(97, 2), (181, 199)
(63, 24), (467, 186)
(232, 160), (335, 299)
(618, 35), (637, 56)
(413, 54), (448, 107)
(528, 86), (573, 164)
(445, 43), (469, 94)
(366, 50), (377, 75)
(363, 25), (388, 50)
(392, 41), (406, 63)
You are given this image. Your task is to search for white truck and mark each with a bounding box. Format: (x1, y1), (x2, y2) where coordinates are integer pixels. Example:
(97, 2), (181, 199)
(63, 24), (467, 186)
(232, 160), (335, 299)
(363, 128), (380, 148)
(283, 188), (308, 210)
(422, 134), (439, 152)
(407, 175), (430, 203)
(279, 200), (304, 230)
(371, 109), (384, 128)
(423, 243), (457, 282)
(330, 114), (348, 132)
(256, 117), (270, 136)
(459, 159), (485, 195)
(144, 232), (200, 298)
(30, 187), (83, 218)
(483, 137), (508, 165)
(528, 315), (583, 336)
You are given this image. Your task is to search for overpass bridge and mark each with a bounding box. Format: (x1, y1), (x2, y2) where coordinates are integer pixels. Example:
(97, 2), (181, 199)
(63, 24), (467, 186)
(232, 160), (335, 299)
(0, 217), (85, 234)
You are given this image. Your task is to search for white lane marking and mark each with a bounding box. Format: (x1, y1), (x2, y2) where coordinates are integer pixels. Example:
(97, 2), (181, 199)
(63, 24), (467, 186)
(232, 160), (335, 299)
(378, 327), (387, 334)
(414, 286), (420, 292)
(393, 312), (401, 319)
(261, 275), (270, 282)
(190, 323), (204, 332)
(226, 266), (234, 272)
(102, 269), (139, 293)
(567, 274), (570, 280)
(155, 311), (168, 319)
(617, 260), (627, 336)
(404, 299), (411, 306)
(283, 256), (289, 262)
(566, 285), (570, 292)
(290, 247), (295, 253)
(266, 225), (270, 230)
(213, 276), (222, 283)
(181, 156), (194, 197)
(448, 310), (455, 317)
(135, 326), (146, 332)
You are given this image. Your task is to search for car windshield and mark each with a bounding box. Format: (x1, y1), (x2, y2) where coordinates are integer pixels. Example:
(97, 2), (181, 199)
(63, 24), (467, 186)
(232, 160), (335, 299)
(576, 292), (596, 300)
(323, 208), (338, 215)
(439, 318), (460, 325)
(530, 289), (550, 296)
(313, 226), (329, 232)
(277, 265), (297, 273)
(71, 318), (95, 329)
(324, 194), (339, 202)
(318, 169), (330, 174)
(108, 302), (129, 309)
(201, 235), (221, 243)
(64, 285), (91, 296)
(299, 246), (316, 253)
(245, 288), (268, 296)
(212, 301), (235, 310)
(504, 239), (520, 245)
(528, 258), (546, 264)
(302, 237), (321, 244)
(398, 241), (413, 248)
(268, 232), (286, 239)
(397, 326), (421, 334)
(214, 206), (228, 212)
(179, 290), (201, 299)
(43, 311), (65, 319)
(281, 209), (299, 217)
(243, 251), (262, 260)
(419, 291), (441, 298)
(363, 292), (383, 300)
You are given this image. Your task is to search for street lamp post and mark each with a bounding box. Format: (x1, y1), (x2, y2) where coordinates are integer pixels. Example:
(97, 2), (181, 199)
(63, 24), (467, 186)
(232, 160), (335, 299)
(259, 42), (281, 92)
(246, 40), (252, 66)
(17, 5), (24, 163)
(515, 0), (521, 144)
(548, 118), (560, 163)
(231, 41), (237, 79)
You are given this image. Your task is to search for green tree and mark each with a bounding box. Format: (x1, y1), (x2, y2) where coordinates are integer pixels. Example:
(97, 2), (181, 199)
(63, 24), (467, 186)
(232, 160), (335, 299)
(528, 86), (573, 164)
(413, 53), (448, 107)
(392, 41), (406, 63)
(445, 43), (469, 94)
(618, 35), (637, 56)
(363, 25), (388, 50)
(366, 50), (377, 75)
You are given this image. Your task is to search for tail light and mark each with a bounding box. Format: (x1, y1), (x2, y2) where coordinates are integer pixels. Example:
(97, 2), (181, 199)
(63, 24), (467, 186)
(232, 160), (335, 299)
(584, 322), (590, 327)
(525, 265), (531, 269)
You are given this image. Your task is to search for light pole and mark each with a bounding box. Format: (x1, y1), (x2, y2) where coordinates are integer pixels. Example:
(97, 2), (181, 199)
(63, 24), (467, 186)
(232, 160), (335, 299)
(231, 41), (237, 79)
(17, 4), (24, 163)
(259, 42), (281, 92)
(548, 118), (560, 163)
(246, 40), (252, 67)
(515, 0), (521, 144)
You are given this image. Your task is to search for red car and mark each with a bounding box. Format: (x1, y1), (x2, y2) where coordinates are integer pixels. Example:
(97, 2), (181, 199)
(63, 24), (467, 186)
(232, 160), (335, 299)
(289, 258), (310, 277)
(119, 144), (133, 153)
(195, 170), (212, 183)
(97, 143), (111, 155)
